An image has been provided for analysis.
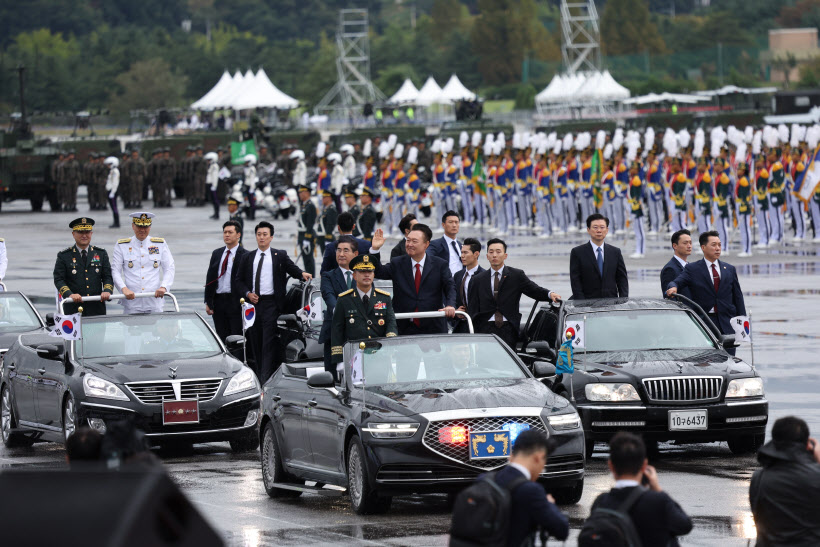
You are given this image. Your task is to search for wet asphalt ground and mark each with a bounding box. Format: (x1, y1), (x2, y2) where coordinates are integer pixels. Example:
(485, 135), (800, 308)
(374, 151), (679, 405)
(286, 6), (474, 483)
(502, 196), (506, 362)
(2, 194), (819, 546)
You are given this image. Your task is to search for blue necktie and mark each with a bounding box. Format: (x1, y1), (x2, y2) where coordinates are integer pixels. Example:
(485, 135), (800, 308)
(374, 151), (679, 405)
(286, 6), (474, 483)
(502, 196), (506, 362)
(596, 247), (603, 276)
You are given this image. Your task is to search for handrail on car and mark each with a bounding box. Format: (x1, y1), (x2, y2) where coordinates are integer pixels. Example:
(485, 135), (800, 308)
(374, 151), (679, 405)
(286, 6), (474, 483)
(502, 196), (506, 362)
(59, 291), (180, 314)
(394, 310), (474, 334)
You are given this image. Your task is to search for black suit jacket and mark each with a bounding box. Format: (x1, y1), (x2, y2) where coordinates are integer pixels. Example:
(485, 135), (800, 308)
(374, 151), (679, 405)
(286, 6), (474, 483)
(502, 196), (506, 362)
(591, 487), (692, 547)
(204, 246), (248, 308)
(569, 242), (629, 300)
(427, 235), (459, 263)
(490, 465), (569, 546)
(320, 236), (371, 273)
(668, 258), (746, 335)
(467, 266), (551, 334)
(660, 256), (691, 300)
(319, 267), (349, 344)
(234, 247), (304, 312)
(454, 266), (485, 310)
(390, 238), (406, 260)
(372, 252), (455, 333)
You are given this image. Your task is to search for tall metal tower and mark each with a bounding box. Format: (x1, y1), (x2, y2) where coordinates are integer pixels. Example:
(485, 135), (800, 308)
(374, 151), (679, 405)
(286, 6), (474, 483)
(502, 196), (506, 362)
(315, 9), (385, 116)
(560, 0), (602, 75)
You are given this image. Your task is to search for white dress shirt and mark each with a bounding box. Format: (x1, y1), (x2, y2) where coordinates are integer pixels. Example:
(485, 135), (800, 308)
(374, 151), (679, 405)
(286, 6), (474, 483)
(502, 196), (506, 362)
(356, 286), (373, 300)
(613, 479), (640, 489)
(461, 265), (480, 306)
(589, 240), (604, 265)
(339, 266), (352, 289)
(443, 235), (462, 276)
(216, 245), (239, 294)
(674, 255), (687, 269)
(488, 267), (510, 322)
(252, 248), (274, 295)
(705, 258), (722, 313)
(509, 462), (531, 481)
(411, 255), (426, 279)
(111, 235), (176, 313)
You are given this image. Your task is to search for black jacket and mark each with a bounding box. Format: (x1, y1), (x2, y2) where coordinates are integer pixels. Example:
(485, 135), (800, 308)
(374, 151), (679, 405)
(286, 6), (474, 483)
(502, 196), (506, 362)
(467, 266), (551, 334)
(660, 256), (692, 300)
(234, 248), (304, 312)
(390, 238), (406, 260)
(668, 258), (746, 336)
(204, 246), (248, 308)
(591, 486), (693, 547)
(750, 441), (820, 547)
(569, 242), (629, 300)
(320, 236), (371, 273)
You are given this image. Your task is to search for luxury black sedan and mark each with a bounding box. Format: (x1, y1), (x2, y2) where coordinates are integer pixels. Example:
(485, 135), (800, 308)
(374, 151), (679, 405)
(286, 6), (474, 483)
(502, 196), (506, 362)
(0, 291), (48, 358)
(518, 298), (768, 457)
(259, 333), (585, 514)
(1, 311), (261, 451)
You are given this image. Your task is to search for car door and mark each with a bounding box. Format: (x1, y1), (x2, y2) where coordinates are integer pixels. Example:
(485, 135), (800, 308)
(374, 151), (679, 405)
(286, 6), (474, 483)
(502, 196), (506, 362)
(33, 343), (68, 429)
(273, 372), (312, 470)
(304, 375), (346, 474)
(8, 337), (40, 425)
(303, 288), (326, 360)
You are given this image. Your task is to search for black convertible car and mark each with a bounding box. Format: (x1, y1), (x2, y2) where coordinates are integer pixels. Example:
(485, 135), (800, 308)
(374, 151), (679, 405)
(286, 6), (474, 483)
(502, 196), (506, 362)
(259, 333), (585, 514)
(517, 298), (768, 457)
(0, 291), (48, 359)
(1, 299), (261, 452)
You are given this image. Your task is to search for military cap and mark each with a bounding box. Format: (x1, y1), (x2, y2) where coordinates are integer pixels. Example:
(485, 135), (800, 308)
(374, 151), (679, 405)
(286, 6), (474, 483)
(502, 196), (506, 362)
(349, 254), (376, 271)
(70, 217), (95, 231)
(195, 144), (203, 151)
(321, 189), (333, 198)
(297, 184), (311, 193)
(216, 146), (224, 152)
(361, 187), (377, 198)
(130, 211), (155, 227)
(185, 145), (193, 151)
(343, 188), (357, 198)
(227, 197), (240, 206)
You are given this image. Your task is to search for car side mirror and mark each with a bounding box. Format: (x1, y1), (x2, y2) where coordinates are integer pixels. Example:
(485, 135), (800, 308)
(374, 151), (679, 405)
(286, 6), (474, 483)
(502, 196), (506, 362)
(720, 334), (737, 349)
(36, 344), (63, 360)
(225, 335), (245, 350)
(526, 341), (556, 361)
(307, 371), (335, 389)
(45, 313), (55, 327)
(533, 361), (556, 378)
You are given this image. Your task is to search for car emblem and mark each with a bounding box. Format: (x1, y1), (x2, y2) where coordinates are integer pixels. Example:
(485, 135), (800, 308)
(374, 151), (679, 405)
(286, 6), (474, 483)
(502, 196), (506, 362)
(676, 364), (683, 374)
(169, 366), (178, 379)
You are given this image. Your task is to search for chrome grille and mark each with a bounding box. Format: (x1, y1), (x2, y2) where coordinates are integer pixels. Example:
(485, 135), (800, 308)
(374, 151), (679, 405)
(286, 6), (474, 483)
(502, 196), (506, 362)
(422, 416), (547, 470)
(126, 379), (222, 404)
(642, 376), (722, 402)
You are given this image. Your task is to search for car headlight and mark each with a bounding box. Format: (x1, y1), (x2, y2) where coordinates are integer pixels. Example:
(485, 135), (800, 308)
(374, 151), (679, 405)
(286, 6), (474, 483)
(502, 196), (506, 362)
(585, 383), (641, 402)
(548, 413), (581, 430)
(362, 423), (419, 438)
(83, 374), (129, 401)
(224, 367), (260, 396)
(726, 377), (764, 398)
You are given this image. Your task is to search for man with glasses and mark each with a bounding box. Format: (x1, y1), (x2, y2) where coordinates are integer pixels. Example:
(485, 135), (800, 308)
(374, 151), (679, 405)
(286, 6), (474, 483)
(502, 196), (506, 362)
(320, 235), (359, 374)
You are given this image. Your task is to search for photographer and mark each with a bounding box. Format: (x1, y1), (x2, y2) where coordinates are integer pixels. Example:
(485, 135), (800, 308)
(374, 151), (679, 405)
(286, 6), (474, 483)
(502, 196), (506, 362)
(750, 416), (820, 546)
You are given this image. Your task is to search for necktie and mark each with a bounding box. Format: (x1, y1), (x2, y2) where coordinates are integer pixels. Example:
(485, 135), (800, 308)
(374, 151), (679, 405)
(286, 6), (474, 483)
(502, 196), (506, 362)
(413, 264), (421, 327)
(596, 247), (603, 277)
(362, 294), (369, 309)
(219, 250), (231, 279)
(81, 249), (87, 265)
(711, 263), (720, 292)
(255, 253), (265, 295)
(493, 272), (503, 327)
(345, 270), (352, 289)
(460, 271), (468, 307)
(451, 240), (460, 259)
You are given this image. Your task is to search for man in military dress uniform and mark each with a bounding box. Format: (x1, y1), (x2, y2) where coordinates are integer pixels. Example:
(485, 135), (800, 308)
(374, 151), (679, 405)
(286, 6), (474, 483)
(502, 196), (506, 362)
(51, 152), (66, 211)
(128, 149), (146, 208)
(358, 188), (377, 241)
(330, 254), (397, 365)
(227, 197), (244, 245)
(64, 150), (81, 212)
(297, 184), (317, 276)
(344, 189), (361, 236)
(53, 218), (113, 316)
(111, 212), (176, 313)
(316, 189), (338, 255)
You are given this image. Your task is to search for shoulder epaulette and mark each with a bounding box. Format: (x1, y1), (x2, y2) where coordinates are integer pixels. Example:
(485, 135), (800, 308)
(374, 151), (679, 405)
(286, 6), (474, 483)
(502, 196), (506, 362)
(338, 289), (354, 297)
(118, 238), (131, 244)
(374, 288), (391, 296)
(62, 246), (73, 253)
(150, 237), (165, 243)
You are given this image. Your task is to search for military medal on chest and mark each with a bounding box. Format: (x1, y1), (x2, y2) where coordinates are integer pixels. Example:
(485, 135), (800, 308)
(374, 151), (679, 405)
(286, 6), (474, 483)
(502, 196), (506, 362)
(71, 257), (77, 274)
(153, 261), (159, 268)
(349, 318), (355, 324)
(128, 260), (133, 268)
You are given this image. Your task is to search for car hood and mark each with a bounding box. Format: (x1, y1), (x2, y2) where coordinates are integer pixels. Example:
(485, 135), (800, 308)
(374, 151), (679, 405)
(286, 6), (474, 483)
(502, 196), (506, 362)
(575, 348), (755, 381)
(82, 354), (243, 384)
(366, 378), (569, 418)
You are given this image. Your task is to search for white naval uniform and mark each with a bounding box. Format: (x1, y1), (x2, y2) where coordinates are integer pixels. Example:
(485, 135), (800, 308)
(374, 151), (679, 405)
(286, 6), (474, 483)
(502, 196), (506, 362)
(0, 238), (7, 282)
(331, 164), (345, 195)
(112, 235), (175, 313)
(343, 155), (356, 180)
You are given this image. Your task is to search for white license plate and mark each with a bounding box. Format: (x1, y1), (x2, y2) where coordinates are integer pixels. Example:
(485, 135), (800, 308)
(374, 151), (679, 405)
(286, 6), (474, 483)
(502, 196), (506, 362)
(668, 409), (708, 431)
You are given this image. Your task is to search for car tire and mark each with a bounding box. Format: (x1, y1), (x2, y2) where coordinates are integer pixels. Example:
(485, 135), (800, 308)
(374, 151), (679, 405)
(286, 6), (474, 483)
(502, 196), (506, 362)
(728, 434), (765, 455)
(346, 435), (391, 515)
(230, 430), (260, 453)
(261, 422), (302, 498)
(552, 478), (584, 505)
(2, 384), (33, 448)
(62, 393), (78, 441)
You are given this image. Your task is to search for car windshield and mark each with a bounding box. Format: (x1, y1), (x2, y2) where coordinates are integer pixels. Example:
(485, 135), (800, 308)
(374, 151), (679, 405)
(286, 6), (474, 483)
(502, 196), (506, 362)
(354, 336), (527, 385)
(565, 309), (716, 352)
(0, 293), (42, 333)
(78, 314), (222, 360)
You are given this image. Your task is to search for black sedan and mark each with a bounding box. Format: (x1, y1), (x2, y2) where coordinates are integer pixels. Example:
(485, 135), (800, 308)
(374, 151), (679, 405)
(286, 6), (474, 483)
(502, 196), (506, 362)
(259, 333), (585, 514)
(1, 311), (261, 451)
(518, 298), (768, 457)
(0, 291), (47, 358)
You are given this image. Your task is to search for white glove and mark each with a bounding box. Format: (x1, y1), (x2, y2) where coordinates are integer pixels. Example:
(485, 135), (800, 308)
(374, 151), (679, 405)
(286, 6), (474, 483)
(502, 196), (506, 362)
(302, 240), (311, 253)
(109, 192), (115, 199)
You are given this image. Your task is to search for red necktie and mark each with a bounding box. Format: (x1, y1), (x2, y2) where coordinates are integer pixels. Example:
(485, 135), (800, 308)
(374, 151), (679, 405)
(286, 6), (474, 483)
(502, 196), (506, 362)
(711, 263), (720, 292)
(413, 263), (421, 327)
(218, 250), (231, 279)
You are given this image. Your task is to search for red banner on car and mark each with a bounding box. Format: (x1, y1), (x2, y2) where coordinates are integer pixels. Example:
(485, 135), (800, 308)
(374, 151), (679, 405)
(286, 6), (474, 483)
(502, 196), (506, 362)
(162, 400), (200, 425)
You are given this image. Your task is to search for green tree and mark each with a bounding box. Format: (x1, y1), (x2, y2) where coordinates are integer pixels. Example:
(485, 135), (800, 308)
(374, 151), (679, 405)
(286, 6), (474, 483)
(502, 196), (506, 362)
(601, 0), (666, 56)
(514, 83), (536, 109)
(108, 58), (189, 112)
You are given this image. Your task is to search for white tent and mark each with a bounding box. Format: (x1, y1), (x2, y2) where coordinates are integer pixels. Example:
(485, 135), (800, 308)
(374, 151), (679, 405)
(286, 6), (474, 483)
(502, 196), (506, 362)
(439, 74), (477, 102)
(191, 71), (233, 110)
(535, 70), (630, 105)
(199, 70), (248, 109)
(387, 79), (420, 105)
(535, 74), (566, 103)
(696, 85), (778, 96)
(416, 76), (444, 106)
(623, 92), (709, 105)
(231, 68), (298, 110)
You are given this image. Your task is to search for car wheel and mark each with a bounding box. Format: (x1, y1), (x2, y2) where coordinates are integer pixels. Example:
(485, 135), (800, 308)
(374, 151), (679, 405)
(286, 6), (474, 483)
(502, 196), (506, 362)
(346, 435), (391, 515)
(728, 434), (765, 455)
(2, 384), (33, 448)
(230, 431), (260, 453)
(552, 479), (584, 505)
(261, 422), (302, 498)
(62, 393), (77, 441)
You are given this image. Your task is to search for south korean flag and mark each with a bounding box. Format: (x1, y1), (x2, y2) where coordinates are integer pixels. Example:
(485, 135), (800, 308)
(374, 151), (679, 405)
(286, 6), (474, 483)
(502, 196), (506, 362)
(565, 319), (586, 349)
(730, 316), (751, 344)
(49, 313), (82, 341)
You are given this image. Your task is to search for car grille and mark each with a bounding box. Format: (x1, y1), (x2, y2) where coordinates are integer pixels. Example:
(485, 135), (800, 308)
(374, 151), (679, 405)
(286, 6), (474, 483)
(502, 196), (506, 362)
(126, 379), (223, 404)
(642, 376), (723, 403)
(423, 416), (547, 470)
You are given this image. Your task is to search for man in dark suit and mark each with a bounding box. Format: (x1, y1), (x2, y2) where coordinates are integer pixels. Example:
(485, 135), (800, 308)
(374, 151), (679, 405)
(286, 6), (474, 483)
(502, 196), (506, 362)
(390, 213), (417, 259)
(319, 235), (358, 374)
(468, 238), (560, 349)
(426, 210), (463, 276)
(660, 229), (692, 299)
(234, 221), (312, 383)
(590, 432), (692, 547)
(320, 211), (371, 273)
(666, 230), (746, 355)
(569, 213), (629, 299)
(453, 237), (484, 334)
(204, 220), (248, 342)
(369, 224), (456, 335)
(486, 430), (569, 547)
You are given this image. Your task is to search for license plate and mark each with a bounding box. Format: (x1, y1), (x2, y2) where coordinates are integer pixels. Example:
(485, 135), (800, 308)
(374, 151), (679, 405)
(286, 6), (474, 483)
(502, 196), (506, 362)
(468, 430), (511, 460)
(668, 409), (707, 431)
(162, 400), (200, 425)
